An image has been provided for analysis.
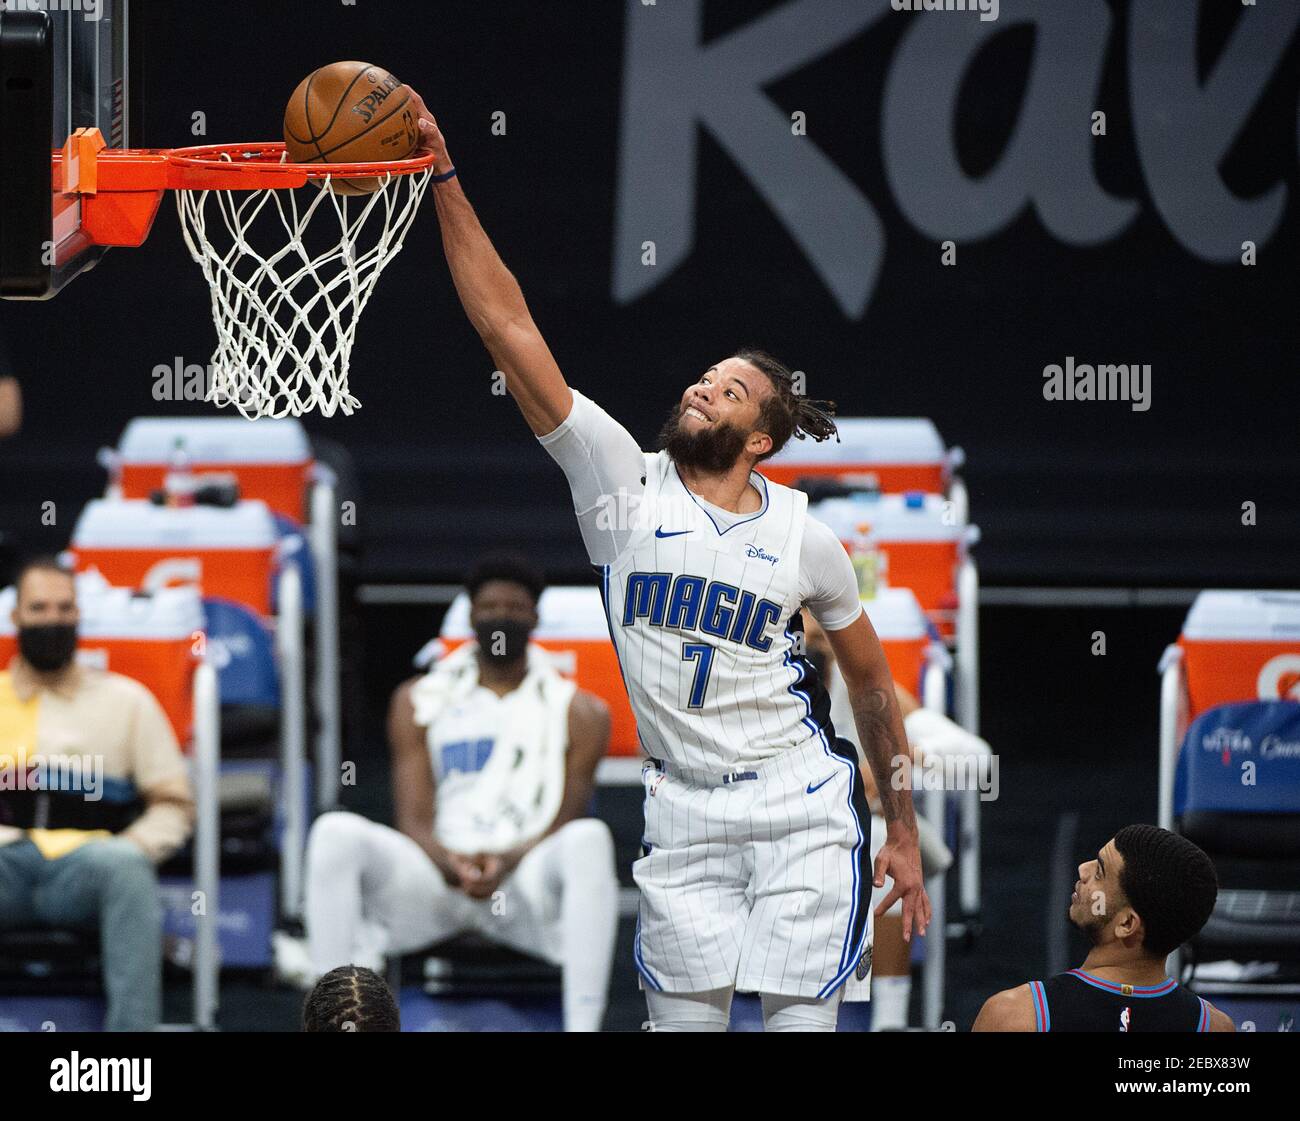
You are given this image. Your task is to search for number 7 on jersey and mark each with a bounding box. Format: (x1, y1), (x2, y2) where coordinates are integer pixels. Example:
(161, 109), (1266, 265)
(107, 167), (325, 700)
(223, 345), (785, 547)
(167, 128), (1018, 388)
(682, 642), (716, 709)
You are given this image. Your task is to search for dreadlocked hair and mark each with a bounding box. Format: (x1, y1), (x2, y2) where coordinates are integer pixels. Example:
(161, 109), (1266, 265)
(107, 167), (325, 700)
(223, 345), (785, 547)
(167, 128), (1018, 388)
(302, 964), (400, 1032)
(731, 347), (839, 461)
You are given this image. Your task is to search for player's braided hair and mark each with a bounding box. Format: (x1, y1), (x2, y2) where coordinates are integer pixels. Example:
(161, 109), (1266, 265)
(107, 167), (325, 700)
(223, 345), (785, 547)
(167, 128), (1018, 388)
(732, 348), (839, 461)
(1112, 825), (1218, 958)
(302, 964), (400, 1032)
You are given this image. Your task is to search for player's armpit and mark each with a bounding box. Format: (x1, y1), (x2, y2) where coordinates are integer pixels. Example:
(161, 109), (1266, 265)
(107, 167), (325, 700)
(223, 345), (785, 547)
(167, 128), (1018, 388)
(971, 985), (1037, 1032)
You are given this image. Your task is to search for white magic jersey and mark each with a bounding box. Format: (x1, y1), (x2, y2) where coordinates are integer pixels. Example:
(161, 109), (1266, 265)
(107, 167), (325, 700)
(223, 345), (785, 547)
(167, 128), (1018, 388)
(602, 449), (830, 773)
(539, 389), (862, 775)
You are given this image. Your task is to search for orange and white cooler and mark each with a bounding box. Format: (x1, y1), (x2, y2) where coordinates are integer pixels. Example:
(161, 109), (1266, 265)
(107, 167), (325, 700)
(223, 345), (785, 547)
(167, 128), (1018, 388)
(109, 417), (314, 523)
(810, 493), (979, 640)
(437, 586), (639, 757)
(70, 498), (282, 616)
(1178, 591), (1300, 715)
(761, 417), (962, 494)
(860, 587), (933, 697)
(0, 570), (203, 744)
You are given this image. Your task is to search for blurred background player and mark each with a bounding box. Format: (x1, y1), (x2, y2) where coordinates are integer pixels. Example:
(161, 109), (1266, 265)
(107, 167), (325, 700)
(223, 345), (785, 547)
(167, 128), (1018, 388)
(973, 825), (1234, 1032)
(0, 556), (194, 1031)
(282, 553), (619, 1032)
(414, 95), (929, 1032)
(302, 964), (400, 1032)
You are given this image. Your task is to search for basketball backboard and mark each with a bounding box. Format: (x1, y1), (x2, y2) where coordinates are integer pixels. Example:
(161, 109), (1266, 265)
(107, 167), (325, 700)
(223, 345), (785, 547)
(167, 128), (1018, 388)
(0, 0), (142, 299)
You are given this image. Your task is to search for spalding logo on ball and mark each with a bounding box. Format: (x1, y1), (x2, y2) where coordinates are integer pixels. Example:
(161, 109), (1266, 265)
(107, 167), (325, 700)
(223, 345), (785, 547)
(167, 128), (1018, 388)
(284, 61), (420, 195)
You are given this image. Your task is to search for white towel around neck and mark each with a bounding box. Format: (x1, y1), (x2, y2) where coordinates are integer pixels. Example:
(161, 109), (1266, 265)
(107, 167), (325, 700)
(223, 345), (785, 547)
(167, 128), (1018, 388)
(410, 641), (576, 853)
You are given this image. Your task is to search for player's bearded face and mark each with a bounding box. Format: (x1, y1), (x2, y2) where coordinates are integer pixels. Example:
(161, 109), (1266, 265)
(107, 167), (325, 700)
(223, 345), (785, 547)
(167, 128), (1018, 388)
(1073, 905), (1110, 947)
(657, 403), (752, 472)
(1069, 868), (1118, 946)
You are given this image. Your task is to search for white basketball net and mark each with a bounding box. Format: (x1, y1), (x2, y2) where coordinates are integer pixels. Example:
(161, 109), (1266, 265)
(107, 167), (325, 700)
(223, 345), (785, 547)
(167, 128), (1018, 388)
(175, 163), (433, 419)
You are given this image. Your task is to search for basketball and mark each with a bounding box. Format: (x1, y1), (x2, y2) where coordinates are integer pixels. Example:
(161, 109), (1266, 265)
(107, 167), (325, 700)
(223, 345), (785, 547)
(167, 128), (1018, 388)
(283, 61), (420, 196)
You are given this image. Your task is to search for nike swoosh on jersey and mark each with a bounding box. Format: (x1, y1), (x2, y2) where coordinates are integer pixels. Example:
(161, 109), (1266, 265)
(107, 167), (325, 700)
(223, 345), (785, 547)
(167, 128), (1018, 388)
(654, 527), (691, 538)
(806, 774), (836, 794)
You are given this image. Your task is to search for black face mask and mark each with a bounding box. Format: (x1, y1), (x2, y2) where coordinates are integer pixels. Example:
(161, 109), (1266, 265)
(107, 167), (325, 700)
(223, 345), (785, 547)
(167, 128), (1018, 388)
(18, 623), (78, 673)
(474, 618), (531, 664)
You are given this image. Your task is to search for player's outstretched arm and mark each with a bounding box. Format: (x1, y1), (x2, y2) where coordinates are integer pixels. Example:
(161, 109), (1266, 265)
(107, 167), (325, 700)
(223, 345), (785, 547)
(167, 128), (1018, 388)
(411, 92), (573, 436)
(826, 612), (931, 940)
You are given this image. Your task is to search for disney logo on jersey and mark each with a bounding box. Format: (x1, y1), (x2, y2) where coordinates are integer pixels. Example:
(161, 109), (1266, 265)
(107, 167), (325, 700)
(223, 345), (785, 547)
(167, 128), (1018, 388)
(745, 544), (780, 566)
(622, 571), (783, 652)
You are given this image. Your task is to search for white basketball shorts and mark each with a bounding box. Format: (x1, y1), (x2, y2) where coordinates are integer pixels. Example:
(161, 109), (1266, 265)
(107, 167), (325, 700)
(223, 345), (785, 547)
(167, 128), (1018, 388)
(633, 734), (874, 1000)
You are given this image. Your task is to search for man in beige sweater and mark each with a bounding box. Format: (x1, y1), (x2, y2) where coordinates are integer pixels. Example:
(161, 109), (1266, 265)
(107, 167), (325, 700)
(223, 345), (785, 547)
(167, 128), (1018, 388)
(0, 557), (194, 1030)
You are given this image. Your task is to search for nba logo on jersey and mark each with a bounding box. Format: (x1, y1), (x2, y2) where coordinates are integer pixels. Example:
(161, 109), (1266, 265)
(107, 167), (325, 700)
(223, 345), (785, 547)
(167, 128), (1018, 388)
(1119, 1005), (1131, 1032)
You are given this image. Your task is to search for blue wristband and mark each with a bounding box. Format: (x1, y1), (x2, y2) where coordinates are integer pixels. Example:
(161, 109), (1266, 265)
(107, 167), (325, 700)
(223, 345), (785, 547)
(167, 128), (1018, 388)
(431, 166), (458, 183)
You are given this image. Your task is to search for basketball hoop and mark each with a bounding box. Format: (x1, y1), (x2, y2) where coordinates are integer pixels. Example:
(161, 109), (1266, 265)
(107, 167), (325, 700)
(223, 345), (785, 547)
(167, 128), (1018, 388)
(55, 130), (437, 419)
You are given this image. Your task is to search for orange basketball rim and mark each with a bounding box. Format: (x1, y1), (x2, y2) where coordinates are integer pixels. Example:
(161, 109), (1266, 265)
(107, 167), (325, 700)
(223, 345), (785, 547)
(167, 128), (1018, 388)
(56, 127), (438, 420)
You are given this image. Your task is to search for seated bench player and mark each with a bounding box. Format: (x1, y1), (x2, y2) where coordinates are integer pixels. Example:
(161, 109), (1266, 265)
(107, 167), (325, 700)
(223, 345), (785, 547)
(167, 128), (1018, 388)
(290, 554), (619, 1032)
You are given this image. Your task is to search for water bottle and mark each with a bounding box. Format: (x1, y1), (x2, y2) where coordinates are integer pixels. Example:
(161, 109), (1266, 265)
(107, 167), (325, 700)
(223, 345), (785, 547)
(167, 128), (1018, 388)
(164, 436), (197, 508)
(851, 521), (878, 599)
(850, 519), (890, 600)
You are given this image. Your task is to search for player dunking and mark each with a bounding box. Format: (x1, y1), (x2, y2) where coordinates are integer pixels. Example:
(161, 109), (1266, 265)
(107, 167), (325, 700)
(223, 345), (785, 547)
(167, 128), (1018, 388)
(413, 94), (929, 1031)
